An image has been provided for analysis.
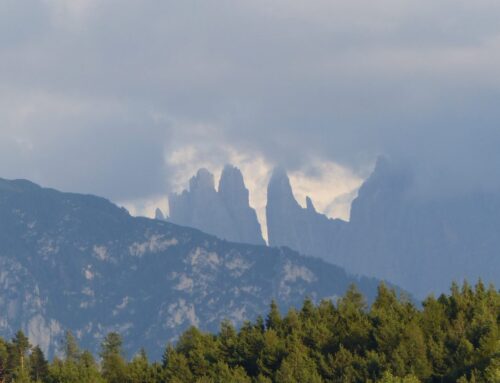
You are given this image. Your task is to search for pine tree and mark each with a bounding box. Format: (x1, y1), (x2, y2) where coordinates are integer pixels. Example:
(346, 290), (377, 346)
(257, 329), (285, 379)
(100, 332), (127, 383)
(266, 300), (282, 331)
(0, 338), (7, 383)
(207, 361), (251, 383)
(335, 284), (371, 354)
(7, 331), (31, 382)
(79, 350), (106, 383)
(371, 283), (409, 374)
(29, 346), (48, 382)
(275, 341), (322, 383)
(323, 345), (360, 383)
(128, 348), (156, 383)
(219, 320), (237, 366)
(62, 330), (81, 362)
(235, 322), (265, 377)
(163, 344), (193, 382)
(421, 295), (448, 379)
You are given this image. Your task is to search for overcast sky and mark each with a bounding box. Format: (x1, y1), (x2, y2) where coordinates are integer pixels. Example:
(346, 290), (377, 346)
(1, 0), (500, 224)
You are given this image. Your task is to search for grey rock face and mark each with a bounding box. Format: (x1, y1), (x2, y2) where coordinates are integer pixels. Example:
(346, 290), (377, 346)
(265, 159), (500, 299)
(169, 166), (265, 245)
(154, 208), (165, 221)
(0, 177), (383, 358)
(219, 165), (265, 246)
(337, 158), (500, 298)
(266, 167), (346, 259)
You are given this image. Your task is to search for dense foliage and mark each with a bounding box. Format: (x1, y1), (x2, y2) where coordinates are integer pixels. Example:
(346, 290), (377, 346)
(0, 281), (498, 383)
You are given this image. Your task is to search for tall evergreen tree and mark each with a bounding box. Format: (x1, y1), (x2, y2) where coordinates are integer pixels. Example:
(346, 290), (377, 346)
(7, 331), (31, 383)
(265, 300), (282, 331)
(62, 331), (80, 362)
(0, 338), (7, 383)
(100, 332), (127, 383)
(29, 346), (48, 382)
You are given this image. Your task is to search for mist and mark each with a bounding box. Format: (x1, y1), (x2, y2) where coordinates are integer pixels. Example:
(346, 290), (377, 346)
(1, 0), (499, 208)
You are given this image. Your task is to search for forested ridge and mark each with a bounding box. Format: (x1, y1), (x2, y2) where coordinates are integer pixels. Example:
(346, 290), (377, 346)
(0, 281), (498, 383)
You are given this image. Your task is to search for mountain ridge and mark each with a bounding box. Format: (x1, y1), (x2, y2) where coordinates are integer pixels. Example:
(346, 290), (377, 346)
(165, 160), (500, 299)
(0, 177), (386, 359)
(266, 159), (500, 298)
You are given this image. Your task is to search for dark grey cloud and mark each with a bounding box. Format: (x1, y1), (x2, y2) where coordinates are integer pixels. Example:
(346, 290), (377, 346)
(1, 0), (499, 202)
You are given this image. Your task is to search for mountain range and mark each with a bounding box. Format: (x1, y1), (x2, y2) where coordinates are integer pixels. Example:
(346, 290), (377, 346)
(0, 177), (383, 359)
(166, 159), (500, 299)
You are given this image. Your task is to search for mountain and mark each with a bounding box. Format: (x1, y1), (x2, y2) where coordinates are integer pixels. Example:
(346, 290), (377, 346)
(266, 167), (346, 256)
(154, 207), (165, 220)
(0, 177), (383, 359)
(266, 159), (500, 298)
(168, 166), (265, 245)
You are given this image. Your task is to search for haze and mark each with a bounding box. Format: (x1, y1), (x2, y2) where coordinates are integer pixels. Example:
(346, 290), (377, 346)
(1, 0), (499, 219)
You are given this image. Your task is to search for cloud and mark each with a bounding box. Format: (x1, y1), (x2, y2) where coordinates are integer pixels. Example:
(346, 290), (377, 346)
(1, 0), (499, 210)
(155, 144), (361, 240)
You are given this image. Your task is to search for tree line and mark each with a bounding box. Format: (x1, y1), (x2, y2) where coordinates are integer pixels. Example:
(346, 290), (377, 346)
(0, 281), (498, 383)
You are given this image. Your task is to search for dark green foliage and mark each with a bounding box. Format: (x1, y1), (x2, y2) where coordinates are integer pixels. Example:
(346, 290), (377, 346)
(100, 332), (127, 383)
(0, 338), (7, 383)
(47, 332), (104, 383)
(29, 346), (48, 382)
(0, 281), (497, 382)
(62, 331), (80, 362)
(266, 300), (282, 331)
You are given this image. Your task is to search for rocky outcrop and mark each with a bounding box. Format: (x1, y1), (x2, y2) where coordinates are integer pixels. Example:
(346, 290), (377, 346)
(337, 158), (500, 298)
(169, 166), (265, 245)
(219, 165), (265, 245)
(266, 167), (346, 260)
(266, 159), (500, 299)
(154, 208), (165, 220)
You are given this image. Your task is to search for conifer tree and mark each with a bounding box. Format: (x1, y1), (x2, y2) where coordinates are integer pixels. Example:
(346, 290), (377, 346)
(29, 346), (48, 382)
(7, 331), (31, 383)
(62, 331), (80, 362)
(162, 344), (193, 383)
(265, 300), (282, 331)
(128, 348), (156, 383)
(257, 329), (285, 379)
(218, 320), (237, 366)
(275, 340), (322, 383)
(100, 332), (127, 383)
(0, 338), (7, 383)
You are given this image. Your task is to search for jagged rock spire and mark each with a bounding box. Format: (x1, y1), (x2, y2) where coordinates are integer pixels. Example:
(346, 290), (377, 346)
(168, 165), (265, 245)
(189, 168), (216, 193)
(219, 165), (249, 206)
(305, 196), (316, 212)
(266, 167), (345, 258)
(155, 208), (165, 220)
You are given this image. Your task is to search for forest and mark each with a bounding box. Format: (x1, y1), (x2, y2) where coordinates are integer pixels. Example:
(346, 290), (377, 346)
(0, 281), (498, 383)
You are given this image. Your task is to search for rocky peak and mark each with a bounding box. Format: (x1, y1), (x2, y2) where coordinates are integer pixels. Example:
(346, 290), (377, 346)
(189, 168), (216, 194)
(267, 167), (300, 209)
(155, 208), (165, 221)
(169, 165), (265, 245)
(349, 156), (412, 224)
(266, 167), (345, 260)
(305, 196), (316, 212)
(218, 165), (249, 206)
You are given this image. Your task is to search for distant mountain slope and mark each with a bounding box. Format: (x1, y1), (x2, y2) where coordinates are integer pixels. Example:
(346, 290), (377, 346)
(0, 177), (383, 359)
(265, 159), (500, 298)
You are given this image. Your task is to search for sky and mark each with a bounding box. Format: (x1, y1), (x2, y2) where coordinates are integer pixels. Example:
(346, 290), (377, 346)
(1, 0), (500, 230)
